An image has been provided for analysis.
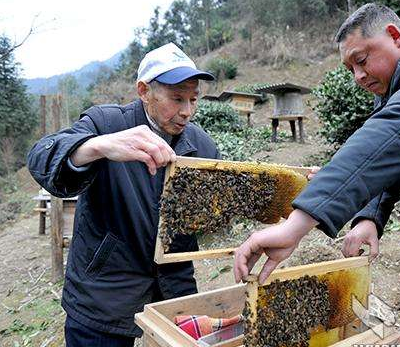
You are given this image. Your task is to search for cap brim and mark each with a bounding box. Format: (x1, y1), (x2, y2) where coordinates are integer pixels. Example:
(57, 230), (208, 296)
(154, 66), (215, 84)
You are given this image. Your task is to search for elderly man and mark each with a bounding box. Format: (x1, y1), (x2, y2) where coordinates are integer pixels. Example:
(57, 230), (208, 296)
(234, 3), (400, 285)
(28, 43), (218, 347)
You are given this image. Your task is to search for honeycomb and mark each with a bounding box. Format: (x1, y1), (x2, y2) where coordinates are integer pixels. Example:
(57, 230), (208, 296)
(159, 162), (307, 251)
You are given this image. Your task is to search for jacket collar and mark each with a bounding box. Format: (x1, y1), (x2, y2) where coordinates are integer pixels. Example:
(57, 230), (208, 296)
(133, 99), (197, 156)
(377, 59), (400, 107)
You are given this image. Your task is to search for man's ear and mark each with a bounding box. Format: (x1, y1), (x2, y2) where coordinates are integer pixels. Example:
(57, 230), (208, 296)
(386, 24), (400, 47)
(137, 81), (151, 104)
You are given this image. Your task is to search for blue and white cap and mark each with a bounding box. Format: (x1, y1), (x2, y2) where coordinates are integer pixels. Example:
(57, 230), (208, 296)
(137, 43), (214, 84)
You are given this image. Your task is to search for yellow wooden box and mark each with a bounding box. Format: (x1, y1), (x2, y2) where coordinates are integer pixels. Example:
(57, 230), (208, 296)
(135, 257), (400, 347)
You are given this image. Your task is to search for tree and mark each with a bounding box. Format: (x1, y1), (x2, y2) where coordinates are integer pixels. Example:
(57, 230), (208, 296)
(0, 14), (56, 62)
(0, 20), (35, 62)
(146, 7), (176, 52)
(182, 0), (232, 54)
(0, 35), (37, 174)
(116, 28), (147, 80)
(164, 0), (191, 47)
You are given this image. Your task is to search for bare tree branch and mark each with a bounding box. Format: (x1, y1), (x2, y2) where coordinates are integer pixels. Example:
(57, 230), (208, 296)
(0, 14), (55, 61)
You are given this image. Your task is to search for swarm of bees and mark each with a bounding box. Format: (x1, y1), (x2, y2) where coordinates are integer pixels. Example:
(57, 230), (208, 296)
(159, 167), (277, 250)
(244, 276), (331, 347)
(159, 165), (307, 251)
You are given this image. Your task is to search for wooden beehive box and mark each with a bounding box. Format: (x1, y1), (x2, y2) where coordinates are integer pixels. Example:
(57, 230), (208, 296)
(218, 91), (263, 114)
(154, 156), (310, 264)
(135, 257), (400, 347)
(231, 94), (256, 114)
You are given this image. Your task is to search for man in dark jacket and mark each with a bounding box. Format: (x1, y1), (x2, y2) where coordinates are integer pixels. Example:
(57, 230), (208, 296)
(28, 43), (218, 346)
(234, 3), (400, 284)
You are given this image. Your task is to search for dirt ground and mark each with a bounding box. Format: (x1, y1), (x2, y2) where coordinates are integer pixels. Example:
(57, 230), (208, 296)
(0, 132), (399, 346)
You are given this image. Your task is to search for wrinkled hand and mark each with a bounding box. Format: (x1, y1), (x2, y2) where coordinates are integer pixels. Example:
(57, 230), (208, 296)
(234, 227), (298, 285)
(342, 219), (379, 261)
(307, 166), (320, 180)
(234, 209), (317, 284)
(72, 125), (176, 175)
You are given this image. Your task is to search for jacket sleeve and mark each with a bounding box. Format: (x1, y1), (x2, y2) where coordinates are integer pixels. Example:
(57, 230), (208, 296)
(27, 113), (102, 198)
(292, 92), (400, 238)
(351, 186), (400, 239)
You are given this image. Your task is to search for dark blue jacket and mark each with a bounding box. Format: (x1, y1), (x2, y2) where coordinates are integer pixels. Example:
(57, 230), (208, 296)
(293, 60), (400, 238)
(27, 100), (220, 337)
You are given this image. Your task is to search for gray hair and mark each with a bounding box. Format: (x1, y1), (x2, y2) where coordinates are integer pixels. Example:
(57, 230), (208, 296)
(148, 80), (163, 91)
(335, 3), (400, 43)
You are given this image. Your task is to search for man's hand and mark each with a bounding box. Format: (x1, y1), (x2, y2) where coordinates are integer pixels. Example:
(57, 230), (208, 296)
(307, 166), (320, 180)
(234, 209), (317, 284)
(342, 219), (379, 261)
(71, 125), (176, 175)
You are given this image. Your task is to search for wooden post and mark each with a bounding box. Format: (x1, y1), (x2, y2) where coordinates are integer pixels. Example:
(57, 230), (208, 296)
(289, 120), (296, 141)
(40, 95), (46, 137)
(52, 95), (61, 132)
(38, 96), (47, 235)
(271, 118), (279, 142)
(51, 196), (64, 282)
(38, 200), (46, 235)
(51, 95), (64, 282)
(298, 117), (305, 143)
(246, 113), (252, 127)
(57, 94), (64, 127)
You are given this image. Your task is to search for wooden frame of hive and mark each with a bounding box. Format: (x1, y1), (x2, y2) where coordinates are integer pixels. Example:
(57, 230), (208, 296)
(244, 256), (371, 346)
(135, 257), (400, 347)
(154, 156), (311, 264)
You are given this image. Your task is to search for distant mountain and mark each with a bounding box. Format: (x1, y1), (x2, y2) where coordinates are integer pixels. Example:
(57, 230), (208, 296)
(24, 50), (124, 94)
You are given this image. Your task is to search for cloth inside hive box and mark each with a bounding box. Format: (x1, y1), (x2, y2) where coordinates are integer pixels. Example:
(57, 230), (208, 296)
(174, 314), (244, 340)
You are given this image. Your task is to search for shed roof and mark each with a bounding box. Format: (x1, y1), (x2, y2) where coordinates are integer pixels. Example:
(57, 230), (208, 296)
(256, 83), (311, 95)
(218, 90), (264, 102)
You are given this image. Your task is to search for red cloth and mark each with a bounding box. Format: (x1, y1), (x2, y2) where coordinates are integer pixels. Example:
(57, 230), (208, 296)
(174, 314), (243, 340)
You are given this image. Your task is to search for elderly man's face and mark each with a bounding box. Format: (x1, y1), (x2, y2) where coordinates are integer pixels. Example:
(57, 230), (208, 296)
(340, 27), (400, 96)
(145, 79), (199, 135)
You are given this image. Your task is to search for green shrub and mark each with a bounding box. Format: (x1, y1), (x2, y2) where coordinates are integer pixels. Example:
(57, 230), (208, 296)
(312, 65), (374, 149)
(192, 100), (242, 132)
(192, 100), (277, 160)
(205, 56), (238, 80)
(210, 126), (273, 161)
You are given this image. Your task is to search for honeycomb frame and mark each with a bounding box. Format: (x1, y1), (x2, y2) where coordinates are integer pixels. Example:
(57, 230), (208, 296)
(154, 156), (311, 264)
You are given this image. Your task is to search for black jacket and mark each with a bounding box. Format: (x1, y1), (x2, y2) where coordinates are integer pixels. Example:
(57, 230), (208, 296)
(293, 60), (400, 238)
(27, 100), (220, 337)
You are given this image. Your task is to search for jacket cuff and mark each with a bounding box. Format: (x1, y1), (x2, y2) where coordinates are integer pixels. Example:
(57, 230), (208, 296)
(292, 202), (339, 239)
(67, 157), (92, 172)
(52, 134), (99, 197)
